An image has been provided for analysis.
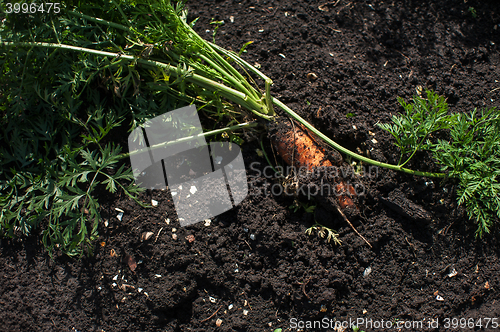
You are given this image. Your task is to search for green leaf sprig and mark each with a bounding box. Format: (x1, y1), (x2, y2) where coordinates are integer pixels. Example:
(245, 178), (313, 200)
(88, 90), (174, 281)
(378, 89), (500, 236)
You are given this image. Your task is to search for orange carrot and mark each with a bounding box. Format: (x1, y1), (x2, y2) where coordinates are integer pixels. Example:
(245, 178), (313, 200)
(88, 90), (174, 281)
(269, 118), (357, 211)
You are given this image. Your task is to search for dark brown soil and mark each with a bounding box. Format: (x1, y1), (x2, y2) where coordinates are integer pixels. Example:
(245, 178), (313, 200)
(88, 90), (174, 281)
(1, 0), (500, 331)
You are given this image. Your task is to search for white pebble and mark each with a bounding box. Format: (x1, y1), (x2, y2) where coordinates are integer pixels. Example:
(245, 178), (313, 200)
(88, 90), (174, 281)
(243, 309), (249, 316)
(204, 219), (211, 227)
(138, 288), (143, 293)
(209, 296), (216, 303)
(190, 186), (197, 194)
(151, 199), (158, 207)
(279, 53), (286, 58)
(113, 275), (118, 281)
(114, 208), (124, 212)
(116, 212), (124, 221)
(230, 16), (234, 23)
(249, 234), (256, 240)
(154, 274), (162, 278)
(228, 304), (234, 310)
(363, 267), (372, 277)
(436, 295), (444, 301)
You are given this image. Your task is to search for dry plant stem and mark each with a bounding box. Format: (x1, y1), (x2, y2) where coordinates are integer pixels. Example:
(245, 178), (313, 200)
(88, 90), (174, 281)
(200, 305), (223, 323)
(335, 204), (372, 248)
(301, 277), (311, 300)
(154, 227), (163, 244)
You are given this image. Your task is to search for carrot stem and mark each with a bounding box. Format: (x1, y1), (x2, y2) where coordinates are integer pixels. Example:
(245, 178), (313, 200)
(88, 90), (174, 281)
(272, 98), (447, 178)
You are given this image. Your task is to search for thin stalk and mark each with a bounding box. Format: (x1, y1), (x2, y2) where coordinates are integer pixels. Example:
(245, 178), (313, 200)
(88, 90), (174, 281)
(67, 11), (132, 32)
(272, 98), (447, 178)
(264, 79), (274, 115)
(111, 0), (132, 28)
(181, 19), (260, 101)
(1, 41), (270, 117)
(121, 121), (259, 159)
(208, 42), (271, 82)
(70, 9), (262, 103)
(197, 53), (255, 103)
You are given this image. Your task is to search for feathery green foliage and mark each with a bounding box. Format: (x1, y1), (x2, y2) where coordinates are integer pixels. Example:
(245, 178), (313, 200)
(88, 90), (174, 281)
(378, 90), (500, 236)
(0, 0), (271, 256)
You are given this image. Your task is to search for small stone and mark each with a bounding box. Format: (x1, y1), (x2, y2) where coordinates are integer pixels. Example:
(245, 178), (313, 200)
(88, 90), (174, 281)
(436, 295), (444, 301)
(307, 73), (318, 81)
(141, 232), (154, 241)
(243, 309), (249, 316)
(209, 296), (217, 303)
(151, 199), (158, 207)
(172, 234), (178, 240)
(116, 212), (124, 221)
(249, 234), (256, 240)
(228, 304), (234, 310)
(204, 219), (211, 226)
(216, 318), (222, 327)
(363, 267), (372, 277)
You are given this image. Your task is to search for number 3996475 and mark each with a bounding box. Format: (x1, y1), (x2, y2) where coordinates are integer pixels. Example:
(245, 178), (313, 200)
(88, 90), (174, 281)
(5, 2), (61, 14)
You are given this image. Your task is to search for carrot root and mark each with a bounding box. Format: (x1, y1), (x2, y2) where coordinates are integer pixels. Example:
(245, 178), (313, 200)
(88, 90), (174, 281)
(269, 117), (358, 212)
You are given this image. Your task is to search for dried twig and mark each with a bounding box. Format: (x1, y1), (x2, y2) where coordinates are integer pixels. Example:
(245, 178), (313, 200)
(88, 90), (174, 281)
(200, 305), (223, 323)
(335, 205), (372, 248)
